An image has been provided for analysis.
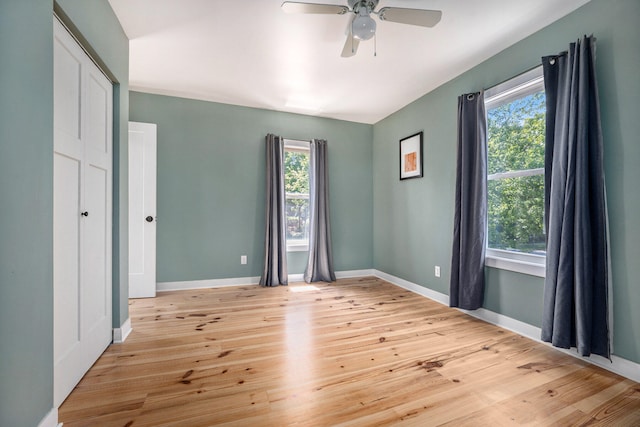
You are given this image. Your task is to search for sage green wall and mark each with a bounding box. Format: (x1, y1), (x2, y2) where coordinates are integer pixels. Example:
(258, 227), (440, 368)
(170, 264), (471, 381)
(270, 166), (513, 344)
(0, 2), (54, 425)
(373, 0), (640, 363)
(0, 1), (128, 425)
(130, 92), (373, 282)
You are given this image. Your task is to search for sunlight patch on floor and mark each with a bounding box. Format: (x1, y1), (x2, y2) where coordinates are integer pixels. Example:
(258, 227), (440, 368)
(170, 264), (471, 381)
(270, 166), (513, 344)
(289, 285), (320, 293)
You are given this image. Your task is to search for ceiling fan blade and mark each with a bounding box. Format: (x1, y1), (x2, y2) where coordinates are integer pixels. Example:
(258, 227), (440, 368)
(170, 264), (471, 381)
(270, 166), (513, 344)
(377, 8), (442, 27)
(281, 2), (349, 15)
(340, 33), (359, 57)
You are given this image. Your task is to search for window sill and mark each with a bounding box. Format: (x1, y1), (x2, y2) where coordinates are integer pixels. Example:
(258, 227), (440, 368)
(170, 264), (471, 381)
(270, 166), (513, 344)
(287, 243), (309, 252)
(485, 255), (546, 278)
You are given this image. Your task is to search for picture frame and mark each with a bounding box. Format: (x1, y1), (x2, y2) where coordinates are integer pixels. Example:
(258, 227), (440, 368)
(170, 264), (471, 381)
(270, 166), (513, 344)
(399, 131), (423, 180)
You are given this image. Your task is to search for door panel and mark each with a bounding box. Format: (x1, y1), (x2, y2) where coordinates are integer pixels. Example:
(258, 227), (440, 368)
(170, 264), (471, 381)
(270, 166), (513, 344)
(86, 72), (109, 155)
(83, 164), (109, 328)
(128, 122), (157, 298)
(53, 37), (82, 140)
(129, 135), (145, 276)
(53, 153), (81, 363)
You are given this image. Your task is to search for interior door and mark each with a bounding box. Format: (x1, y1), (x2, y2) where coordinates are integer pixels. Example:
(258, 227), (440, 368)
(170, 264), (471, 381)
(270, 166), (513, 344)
(53, 17), (113, 407)
(128, 122), (157, 298)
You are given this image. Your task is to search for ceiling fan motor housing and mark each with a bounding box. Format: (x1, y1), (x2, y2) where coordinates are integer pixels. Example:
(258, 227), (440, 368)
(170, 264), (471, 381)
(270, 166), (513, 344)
(349, 0), (379, 13)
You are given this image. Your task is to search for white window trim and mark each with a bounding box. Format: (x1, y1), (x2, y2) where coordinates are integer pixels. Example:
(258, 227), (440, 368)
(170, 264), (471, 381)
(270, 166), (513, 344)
(485, 67), (545, 107)
(284, 138), (310, 151)
(284, 139), (310, 252)
(485, 66), (546, 278)
(485, 249), (546, 278)
(287, 240), (310, 252)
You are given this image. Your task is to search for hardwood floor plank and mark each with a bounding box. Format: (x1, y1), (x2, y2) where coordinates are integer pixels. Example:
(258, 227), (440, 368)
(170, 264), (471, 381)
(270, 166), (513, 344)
(59, 277), (640, 426)
(587, 384), (640, 425)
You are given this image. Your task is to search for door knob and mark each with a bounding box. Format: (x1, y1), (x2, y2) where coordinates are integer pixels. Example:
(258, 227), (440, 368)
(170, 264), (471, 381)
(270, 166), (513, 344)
(145, 216), (154, 222)
(81, 211), (89, 217)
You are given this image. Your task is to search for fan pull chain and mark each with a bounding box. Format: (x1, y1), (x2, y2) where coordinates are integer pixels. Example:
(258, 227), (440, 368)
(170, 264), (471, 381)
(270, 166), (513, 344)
(351, 21), (355, 54)
(374, 33), (377, 57)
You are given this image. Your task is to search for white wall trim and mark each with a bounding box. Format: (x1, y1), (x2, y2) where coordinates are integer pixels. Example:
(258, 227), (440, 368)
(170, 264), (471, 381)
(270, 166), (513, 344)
(336, 269), (375, 279)
(459, 307), (542, 340)
(157, 269), (376, 292)
(485, 255), (546, 278)
(37, 408), (60, 427)
(288, 273), (304, 283)
(157, 276), (262, 292)
(373, 269), (640, 383)
(374, 269), (449, 305)
(113, 317), (132, 343)
(286, 243), (309, 252)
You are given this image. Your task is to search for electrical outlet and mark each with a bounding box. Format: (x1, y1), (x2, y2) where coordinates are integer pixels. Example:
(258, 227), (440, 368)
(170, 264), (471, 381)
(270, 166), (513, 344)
(241, 255), (247, 265)
(434, 265), (441, 278)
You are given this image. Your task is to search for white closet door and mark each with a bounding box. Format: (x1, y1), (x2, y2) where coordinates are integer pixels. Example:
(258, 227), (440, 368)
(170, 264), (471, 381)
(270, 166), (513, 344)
(53, 18), (113, 407)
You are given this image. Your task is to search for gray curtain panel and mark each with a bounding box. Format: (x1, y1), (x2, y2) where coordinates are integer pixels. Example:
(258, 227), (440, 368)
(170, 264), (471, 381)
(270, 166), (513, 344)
(304, 139), (336, 283)
(259, 134), (288, 286)
(541, 36), (610, 358)
(450, 92), (487, 310)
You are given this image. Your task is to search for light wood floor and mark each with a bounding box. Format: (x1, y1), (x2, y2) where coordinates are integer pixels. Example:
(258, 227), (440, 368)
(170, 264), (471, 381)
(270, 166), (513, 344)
(59, 277), (640, 426)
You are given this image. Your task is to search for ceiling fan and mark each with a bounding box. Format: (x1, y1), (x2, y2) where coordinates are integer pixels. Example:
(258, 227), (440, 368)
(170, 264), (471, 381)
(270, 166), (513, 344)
(281, 0), (442, 57)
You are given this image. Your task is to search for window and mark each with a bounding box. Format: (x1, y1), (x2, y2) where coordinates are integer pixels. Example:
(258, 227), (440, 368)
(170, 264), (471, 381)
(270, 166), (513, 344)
(484, 67), (546, 277)
(284, 139), (310, 251)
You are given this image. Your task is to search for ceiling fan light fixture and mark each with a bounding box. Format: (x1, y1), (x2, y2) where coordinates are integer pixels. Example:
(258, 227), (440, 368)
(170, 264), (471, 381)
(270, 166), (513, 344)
(281, 0), (442, 57)
(352, 14), (376, 41)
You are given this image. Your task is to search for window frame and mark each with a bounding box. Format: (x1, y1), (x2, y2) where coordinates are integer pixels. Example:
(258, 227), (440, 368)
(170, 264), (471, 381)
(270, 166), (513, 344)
(484, 67), (546, 278)
(283, 139), (311, 252)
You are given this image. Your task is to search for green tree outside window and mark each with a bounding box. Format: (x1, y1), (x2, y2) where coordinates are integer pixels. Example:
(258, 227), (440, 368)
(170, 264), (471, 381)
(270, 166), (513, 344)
(487, 91), (546, 254)
(284, 150), (310, 241)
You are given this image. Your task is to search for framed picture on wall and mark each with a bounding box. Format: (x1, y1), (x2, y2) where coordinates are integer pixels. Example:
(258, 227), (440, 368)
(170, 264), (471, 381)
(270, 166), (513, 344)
(399, 131), (423, 180)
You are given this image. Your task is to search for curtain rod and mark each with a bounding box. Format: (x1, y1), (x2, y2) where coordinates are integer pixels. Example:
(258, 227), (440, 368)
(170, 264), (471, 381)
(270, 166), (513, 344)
(481, 35), (591, 93)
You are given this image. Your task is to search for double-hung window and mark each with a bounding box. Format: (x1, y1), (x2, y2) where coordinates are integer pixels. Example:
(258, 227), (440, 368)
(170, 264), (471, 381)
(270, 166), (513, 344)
(284, 139), (310, 251)
(484, 67), (546, 277)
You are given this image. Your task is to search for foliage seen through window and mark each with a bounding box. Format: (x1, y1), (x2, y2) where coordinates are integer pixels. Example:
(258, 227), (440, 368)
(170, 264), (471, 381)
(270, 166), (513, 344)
(284, 149), (309, 244)
(487, 89), (546, 255)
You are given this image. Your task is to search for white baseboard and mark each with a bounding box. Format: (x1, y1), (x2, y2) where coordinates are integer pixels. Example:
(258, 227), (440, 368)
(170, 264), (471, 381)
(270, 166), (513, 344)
(157, 269), (375, 291)
(336, 269), (375, 279)
(288, 273), (304, 283)
(373, 269), (640, 384)
(157, 276), (262, 291)
(37, 408), (60, 427)
(289, 269), (375, 283)
(374, 269), (449, 305)
(113, 317), (132, 343)
(459, 307), (543, 340)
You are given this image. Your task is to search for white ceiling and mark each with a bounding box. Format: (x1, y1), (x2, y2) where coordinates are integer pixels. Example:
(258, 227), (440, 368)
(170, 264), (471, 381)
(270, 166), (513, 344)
(108, 0), (590, 124)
